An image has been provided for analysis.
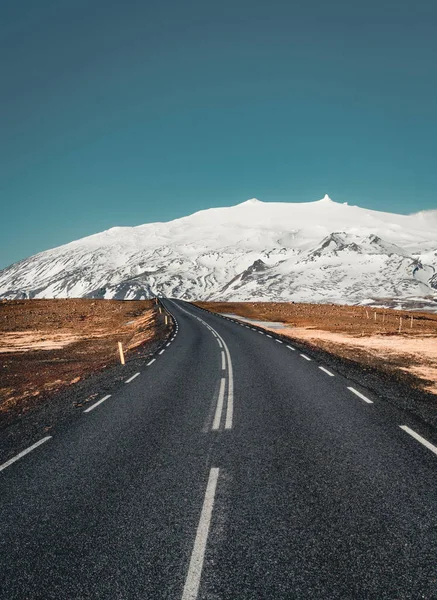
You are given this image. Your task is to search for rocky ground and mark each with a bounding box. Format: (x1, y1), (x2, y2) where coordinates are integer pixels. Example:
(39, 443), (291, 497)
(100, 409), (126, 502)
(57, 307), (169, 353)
(0, 299), (169, 428)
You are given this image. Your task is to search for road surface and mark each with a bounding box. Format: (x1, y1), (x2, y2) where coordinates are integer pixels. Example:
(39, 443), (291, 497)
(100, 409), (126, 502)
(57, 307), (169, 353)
(1, 299), (437, 599)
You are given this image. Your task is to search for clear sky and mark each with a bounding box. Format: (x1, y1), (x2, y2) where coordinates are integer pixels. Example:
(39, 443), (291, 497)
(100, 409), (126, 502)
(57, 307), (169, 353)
(1, 0), (436, 269)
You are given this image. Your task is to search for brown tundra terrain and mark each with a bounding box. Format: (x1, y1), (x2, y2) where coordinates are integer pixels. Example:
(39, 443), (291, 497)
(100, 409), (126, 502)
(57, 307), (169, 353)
(0, 299), (164, 425)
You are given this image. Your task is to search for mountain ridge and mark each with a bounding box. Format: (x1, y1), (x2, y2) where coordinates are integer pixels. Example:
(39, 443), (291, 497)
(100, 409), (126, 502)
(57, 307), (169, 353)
(1, 195), (436, 310)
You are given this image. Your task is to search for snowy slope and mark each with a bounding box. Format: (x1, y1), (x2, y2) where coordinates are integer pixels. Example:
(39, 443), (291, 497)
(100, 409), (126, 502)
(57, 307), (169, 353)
(1, 195), (436, 310)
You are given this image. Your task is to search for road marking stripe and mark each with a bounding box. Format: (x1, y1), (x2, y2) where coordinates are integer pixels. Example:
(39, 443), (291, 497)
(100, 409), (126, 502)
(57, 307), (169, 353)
(212, 378), (226, 430)
(84, 394), (111, 413)
(0, 437), (52, 473)
(400, 426), (437, 457)
(221, 351), (226, 370)
(170, 301), (234, 430)
(166, 342), (171, 347)
(286, 345), (295, 351)
(182, 468), (219, 600)
(224, 351), (234, 430)
(275, 339), (283, 344)
(319, 367), (334, 377)
(217, 339), (223, 348)
(301, 354), (311, 361)
(147, 359), (156, 366)
(159, 349), (165, 355)
(125, 372), (140, 383)
(347, 387), (373, 404)
(266, 334), (272, 338)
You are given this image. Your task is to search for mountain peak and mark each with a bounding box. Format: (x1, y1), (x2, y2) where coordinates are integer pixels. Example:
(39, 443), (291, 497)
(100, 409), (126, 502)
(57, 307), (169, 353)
(1, 193), (436, 311)
(239, 198), (263, 206)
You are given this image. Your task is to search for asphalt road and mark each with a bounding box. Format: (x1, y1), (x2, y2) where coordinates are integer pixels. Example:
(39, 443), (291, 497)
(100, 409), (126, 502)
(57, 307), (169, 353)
(1, 299), (437, 599)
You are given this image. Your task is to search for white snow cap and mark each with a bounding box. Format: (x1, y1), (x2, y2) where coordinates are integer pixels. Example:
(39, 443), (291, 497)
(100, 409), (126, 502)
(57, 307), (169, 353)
(0, 191), (436, 311)
(240, 198), (263, 205)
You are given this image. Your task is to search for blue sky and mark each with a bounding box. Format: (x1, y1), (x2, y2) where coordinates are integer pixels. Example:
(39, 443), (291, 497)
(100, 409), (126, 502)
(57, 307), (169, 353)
(1, 0), (436, 269)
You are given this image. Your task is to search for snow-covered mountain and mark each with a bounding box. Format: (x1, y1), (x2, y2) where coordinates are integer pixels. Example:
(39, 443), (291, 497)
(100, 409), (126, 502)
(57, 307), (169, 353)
(1, 195), (437, 310)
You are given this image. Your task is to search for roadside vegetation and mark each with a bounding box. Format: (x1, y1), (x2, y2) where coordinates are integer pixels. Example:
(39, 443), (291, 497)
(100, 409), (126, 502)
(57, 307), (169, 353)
(0, 299), (164, 426)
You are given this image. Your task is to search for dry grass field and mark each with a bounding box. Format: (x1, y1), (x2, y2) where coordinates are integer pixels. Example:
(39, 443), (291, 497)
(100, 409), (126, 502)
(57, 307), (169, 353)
(0, 299), (165, 424)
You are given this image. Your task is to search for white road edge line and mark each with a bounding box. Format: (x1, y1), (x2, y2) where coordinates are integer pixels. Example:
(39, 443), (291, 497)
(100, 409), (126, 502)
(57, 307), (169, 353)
(400, 425), (437, 457)
(347, 387), (373, 404)
(319, 367), (334, 377)
(84, 394), (111, 413)
(125, 372), (140, 383)
(147, 358), (156, 366)
(286, 345), (295, 351)
(212, 378), (226, 430)
(301, 354), (311, 361)
(266, 334), (272, 338)
(275, 339), (283, 344)
(159, 349), (165, 355)
(0, 436), (52, 473)
(166, 342), (171, 347)
(182, 467), (220, 600)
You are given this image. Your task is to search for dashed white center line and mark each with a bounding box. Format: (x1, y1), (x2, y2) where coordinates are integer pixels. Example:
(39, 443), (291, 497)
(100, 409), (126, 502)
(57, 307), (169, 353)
(217, 339), (223, 348)
(166, 342), (171, 347)
(286, 345), (295, 351)
(84, 394), (111, 413)
(159, 349), (165, 355)
(275, 339), (283, 344)
(300, 354), (311, 361)
(0, 436), (52, 473)
(319, 367), (334, 377)
(266, 334), (272, 338)
(171, 301), (234, 430)
(348, 387), (373, 404)
(400, 425), (437, 457)
(182, 468), (220, 600)
(221, 351), (226, 370)
(147, 358), (156, 366)
(212, 378), (226, 430)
